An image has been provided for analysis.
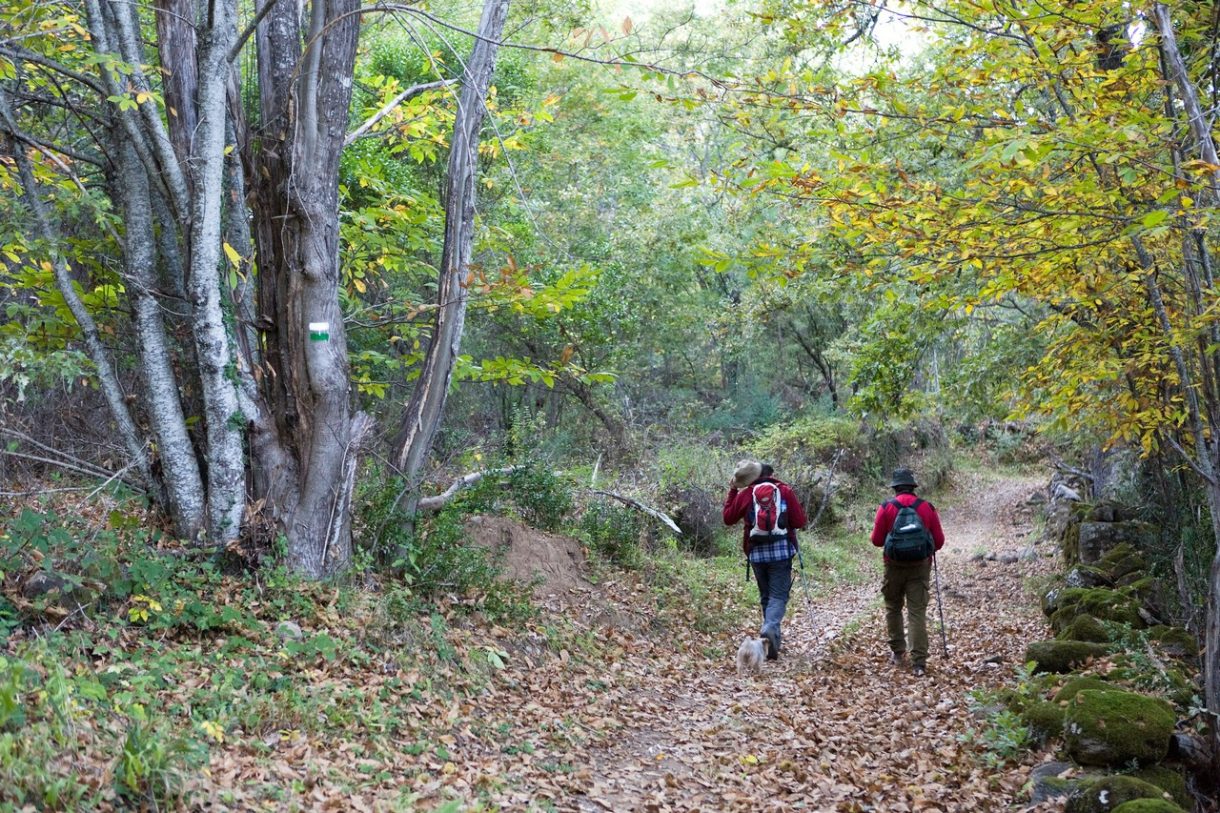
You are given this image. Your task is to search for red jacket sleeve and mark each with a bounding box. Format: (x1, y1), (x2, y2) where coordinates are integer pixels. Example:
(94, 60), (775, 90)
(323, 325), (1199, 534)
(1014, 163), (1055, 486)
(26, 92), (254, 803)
(870, 501), (896, 547)
(780, 483), (806, 530)
(723, 487), (749, 525)
(917, 501), (946, 551)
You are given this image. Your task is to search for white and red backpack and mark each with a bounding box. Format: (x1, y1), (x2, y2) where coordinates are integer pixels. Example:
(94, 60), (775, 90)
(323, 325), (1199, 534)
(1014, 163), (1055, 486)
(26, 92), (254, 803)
(747, 482), (789, 538)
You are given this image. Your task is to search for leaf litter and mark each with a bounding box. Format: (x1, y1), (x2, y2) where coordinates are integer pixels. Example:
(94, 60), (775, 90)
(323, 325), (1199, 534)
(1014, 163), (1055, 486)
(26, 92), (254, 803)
(7, 472), (1066, 811)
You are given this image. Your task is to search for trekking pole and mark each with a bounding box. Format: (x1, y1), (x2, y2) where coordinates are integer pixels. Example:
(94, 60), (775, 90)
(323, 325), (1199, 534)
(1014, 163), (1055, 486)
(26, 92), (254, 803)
(795, 547), (820, 628)
(932, 552), (949, 658)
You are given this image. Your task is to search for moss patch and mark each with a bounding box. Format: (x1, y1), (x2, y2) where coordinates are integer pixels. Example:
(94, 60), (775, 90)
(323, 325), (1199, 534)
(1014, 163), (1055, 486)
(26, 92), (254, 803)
(1054, 676), (1114, 704)
(1095, 543), (1146, 582)
(1057, 614), (1111, 643)
(1064, 776), (1172, 813)
(1049, 587), (1143, 632)
(1110, 801), (1186, 813)
(1064, 690), (1175, 767)
(1146, 626), (1198, 659)
(1130, 766), (1190, 809)
(1026, 640), (1109, 674)
(1021, 700), (1065, 740)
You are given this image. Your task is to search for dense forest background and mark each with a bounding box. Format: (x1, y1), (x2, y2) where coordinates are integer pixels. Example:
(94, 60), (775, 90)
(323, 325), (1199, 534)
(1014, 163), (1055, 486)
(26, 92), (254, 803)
(2, 0), (1220, 808)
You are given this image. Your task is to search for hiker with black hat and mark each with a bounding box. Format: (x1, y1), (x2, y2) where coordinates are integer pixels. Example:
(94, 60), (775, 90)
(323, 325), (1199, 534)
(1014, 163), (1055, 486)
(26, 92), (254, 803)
(870, 467), (945, 676)
(724, 460), (808, 661)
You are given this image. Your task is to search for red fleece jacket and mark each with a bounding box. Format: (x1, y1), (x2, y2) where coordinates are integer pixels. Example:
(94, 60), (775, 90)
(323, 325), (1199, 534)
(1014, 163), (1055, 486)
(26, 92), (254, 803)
(870, 492), (945, 562)
(723, 478), (808, 554)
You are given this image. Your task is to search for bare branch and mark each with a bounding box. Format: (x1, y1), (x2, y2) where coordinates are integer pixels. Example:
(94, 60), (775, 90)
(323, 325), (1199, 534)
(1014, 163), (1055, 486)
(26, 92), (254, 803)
(415, 466), (525, 511)
(344, 78), (449, 146)
(590, 489), (682, 535)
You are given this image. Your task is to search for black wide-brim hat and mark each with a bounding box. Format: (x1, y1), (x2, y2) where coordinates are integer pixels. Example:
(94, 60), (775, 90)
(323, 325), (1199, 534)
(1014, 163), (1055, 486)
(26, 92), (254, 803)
(889, 467), (918, 488)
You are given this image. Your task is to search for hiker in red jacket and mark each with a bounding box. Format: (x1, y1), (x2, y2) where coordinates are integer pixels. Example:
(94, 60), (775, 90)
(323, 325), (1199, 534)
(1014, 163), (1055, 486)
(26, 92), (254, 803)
(870, 467), (945, 676)
(724, 460), (807, 660)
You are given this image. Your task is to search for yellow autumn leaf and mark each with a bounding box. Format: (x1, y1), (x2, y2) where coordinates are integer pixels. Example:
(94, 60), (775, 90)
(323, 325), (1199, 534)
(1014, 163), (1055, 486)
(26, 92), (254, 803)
(200, 720), (225, 743)
(222, 242), (242, 269)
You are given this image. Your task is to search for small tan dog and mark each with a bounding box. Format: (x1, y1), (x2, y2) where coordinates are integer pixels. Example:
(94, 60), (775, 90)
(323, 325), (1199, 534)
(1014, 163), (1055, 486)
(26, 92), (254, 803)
(736, 636), (770, 676)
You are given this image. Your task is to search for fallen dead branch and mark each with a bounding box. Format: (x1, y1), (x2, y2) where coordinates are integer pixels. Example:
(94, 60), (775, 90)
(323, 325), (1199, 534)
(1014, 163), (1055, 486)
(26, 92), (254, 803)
(589, 488), (682, 535)
(417, 466), (525, 511)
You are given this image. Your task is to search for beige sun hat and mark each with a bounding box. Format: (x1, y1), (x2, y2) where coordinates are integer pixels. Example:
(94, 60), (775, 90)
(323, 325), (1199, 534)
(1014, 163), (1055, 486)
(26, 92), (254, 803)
(732, 459), (762, 488)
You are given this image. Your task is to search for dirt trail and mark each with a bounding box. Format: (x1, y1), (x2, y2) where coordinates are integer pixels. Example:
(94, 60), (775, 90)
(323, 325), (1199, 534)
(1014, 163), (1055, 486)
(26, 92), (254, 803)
(565, 470), (1055, 812)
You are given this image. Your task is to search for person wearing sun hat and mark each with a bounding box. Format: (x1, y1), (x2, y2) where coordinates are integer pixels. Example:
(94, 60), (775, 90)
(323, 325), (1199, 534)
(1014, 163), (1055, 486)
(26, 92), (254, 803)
(723, 459), (807, 661)
(870, 467), (945, 676)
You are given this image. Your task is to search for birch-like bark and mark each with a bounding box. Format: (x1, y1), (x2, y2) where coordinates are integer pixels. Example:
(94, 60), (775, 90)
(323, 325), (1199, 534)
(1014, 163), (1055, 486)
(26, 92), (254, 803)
(1154, 4), (1220, 202)
(1153, 6), (1220, 763)
(106, 0), (192, 218)
(116, 141), (206, 538)
(392, 0), (511, 494)
(0, 90), (155, 497)
(188, 0), (247, 541)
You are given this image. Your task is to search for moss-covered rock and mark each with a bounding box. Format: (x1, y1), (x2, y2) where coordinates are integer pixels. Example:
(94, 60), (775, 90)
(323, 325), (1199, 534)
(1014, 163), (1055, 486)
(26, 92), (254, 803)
(1060, 507), (1085, 563)
(1110, 801), (1186, 813)
(1057, 614), (1111, 643)
(1120, 576), (1157, 599)
(1066, 565), (1113, 588)
(1049, 587), (1143, 631)
(1064, 690), (1175, 766)
(1146, 626), (1198, 658)
(1085, 501), (1140, 523)
(1043, 585), (1068, 617)
(1027, 640), (1110, 673)
(1021, 700), (1066, 740)
(1130, 766), (1190, 809)
(1095, 543), (1146, 582)
(1054, 676), (1114, 704)
(1064, 776), (1173, 813)
(1078, 521), (1156, 565)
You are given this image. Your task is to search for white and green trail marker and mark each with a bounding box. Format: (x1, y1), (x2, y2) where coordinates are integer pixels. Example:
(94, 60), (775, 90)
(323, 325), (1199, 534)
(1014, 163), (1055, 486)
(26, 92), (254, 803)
(308, 322), (330, 342)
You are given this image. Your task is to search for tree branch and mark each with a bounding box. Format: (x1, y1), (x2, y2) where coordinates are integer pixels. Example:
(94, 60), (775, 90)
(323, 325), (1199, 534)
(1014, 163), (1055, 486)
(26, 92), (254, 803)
(590, 489), (682, 535)
(344, 78), (449, 146)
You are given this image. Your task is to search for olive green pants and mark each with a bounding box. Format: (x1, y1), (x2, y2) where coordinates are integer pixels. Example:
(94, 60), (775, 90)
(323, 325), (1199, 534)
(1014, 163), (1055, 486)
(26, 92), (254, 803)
(882, 559), (932, 667)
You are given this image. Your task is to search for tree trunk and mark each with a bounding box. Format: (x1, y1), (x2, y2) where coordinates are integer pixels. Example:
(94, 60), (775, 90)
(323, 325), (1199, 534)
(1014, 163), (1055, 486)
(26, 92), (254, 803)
(247, 0), (364, 578)
(116, 140), (206, 538)
(392, 0), (511, 494)
(153, 0), (198, 177)
(187, 0), (246, 541)
(1154, 6), (1220, 764)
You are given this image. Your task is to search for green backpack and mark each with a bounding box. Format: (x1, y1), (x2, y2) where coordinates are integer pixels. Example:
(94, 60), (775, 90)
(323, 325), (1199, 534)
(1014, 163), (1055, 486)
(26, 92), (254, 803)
(883, 498), (934, 561)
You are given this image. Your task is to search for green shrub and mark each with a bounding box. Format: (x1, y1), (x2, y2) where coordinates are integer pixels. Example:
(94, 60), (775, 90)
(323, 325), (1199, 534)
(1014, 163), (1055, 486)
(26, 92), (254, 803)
(746, 414), (860, 472)
(958, 708), (1033, 767)
(500, 465), (573, 531)
(579, 501), (644, 568)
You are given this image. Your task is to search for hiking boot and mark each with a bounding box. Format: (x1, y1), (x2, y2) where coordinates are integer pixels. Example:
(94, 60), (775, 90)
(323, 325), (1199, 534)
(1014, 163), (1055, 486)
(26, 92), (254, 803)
(762, 627), (780, 661)
(912, 664), (926, 677)
(890, 651), (907, 666)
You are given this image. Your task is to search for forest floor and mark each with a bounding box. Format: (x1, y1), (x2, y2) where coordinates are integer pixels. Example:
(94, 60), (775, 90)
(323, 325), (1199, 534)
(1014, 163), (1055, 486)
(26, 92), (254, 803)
(556, 469), (1061, 813)
(215, 465), (1059, 812)
(4, 465), (1070, 812)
